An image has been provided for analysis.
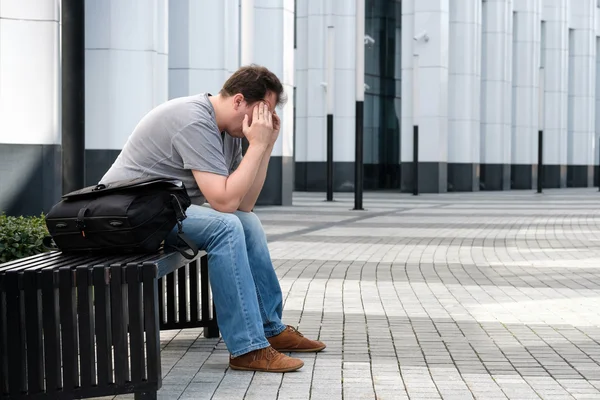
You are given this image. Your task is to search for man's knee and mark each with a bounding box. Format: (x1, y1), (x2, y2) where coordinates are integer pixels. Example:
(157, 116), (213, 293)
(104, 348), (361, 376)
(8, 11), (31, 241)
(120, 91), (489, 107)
(235, 210), (263, 230)
(214, 212), (244, 235)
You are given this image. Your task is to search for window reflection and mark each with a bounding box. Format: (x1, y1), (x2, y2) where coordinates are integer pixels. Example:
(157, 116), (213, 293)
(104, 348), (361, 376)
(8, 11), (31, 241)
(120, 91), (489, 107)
(364, 0), (402, 190)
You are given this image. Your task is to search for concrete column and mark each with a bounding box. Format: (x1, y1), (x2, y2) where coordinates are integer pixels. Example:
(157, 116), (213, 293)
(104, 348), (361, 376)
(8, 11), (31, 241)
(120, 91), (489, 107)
(168, 0), (239, 98)
(295, 0), (356, 193)
(511, 0), (543, 189)
(480, 0), (513, 190)
(596, 36), (600, 186)
(85, 0), (169, 185)
(302, 0), (327, 190)
(333, 0), (357, 191)
(597, 10), (600, 187)
(567, 0), (596, 187)
(241, 0), (254, 66)
(401, 0), (450, 193)
(542, 0), (569, 188)
(294, 0), (309, 189)
(448, 0), (482, 191)
(254, 0), (295, 205)
(394, 5), (402, 188)
(0, 0), (61, 215)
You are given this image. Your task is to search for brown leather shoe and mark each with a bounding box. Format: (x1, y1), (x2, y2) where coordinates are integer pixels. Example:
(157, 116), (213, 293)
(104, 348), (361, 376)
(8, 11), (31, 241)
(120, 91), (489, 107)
(268, 326), (327, 353)
(229, 346), (304, 372)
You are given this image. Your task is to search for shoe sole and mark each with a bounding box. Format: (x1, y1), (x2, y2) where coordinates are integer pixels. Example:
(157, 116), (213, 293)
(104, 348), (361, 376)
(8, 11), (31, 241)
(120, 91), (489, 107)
(275, 344), (327, 353)
(229, 362), (304, 373)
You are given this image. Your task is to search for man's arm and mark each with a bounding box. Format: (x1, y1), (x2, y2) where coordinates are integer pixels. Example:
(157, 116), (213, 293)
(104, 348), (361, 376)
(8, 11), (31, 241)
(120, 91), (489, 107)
(192, 103), (274, 213)
(237, 143), (273, 212)
(192, 143), (269, 213)
(238, 111), (280, 212)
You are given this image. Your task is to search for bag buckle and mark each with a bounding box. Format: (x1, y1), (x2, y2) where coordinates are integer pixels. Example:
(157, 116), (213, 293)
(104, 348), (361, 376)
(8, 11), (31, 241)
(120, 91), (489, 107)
(171, 195), (187, 221)
(77, 207), (89, 237)
(76, 219), (86, 237)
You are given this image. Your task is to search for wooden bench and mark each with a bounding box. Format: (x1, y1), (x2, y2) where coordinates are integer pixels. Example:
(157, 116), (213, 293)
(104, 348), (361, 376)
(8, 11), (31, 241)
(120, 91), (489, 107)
(0, 249), (219, 400)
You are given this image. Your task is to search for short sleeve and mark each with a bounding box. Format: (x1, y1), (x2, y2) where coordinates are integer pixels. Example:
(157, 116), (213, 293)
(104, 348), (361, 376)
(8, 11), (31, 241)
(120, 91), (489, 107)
(172, 121), (229, 176)
(230, 140), (243, 172)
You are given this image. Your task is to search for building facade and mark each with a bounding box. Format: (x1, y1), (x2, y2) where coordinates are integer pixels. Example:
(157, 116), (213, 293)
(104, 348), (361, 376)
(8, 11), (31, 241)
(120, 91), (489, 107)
(1, 0), (599, 216)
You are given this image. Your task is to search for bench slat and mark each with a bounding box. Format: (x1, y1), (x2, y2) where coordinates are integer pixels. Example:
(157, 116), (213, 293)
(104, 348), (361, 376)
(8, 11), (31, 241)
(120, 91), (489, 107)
(41, 268), (61, 393)
(142, 263), (161, 387)
(0, 251), (60, 270)
(200, 255), (211, 327)
(166, 272), (176, 326)
(59, 267), (79, 391)
(110, 264), (129, 386)
(158, 277), (165, 325)
(6, 272), (25, 396)
(23, 270), (43, 395)
(1, 253), (74, 274)
(201, 255), (220, 338)
(76, 266), (96, 389)
(177, 266), (187, 324)
(127, 263), (145, 384)
(0, 288), (7, 395)
(93, 266), (113, 387)
(189, 259), (199, 324)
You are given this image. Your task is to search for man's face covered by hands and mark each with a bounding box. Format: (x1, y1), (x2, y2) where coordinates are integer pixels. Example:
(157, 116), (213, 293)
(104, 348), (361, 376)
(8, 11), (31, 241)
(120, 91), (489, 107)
(231, 91), (280, 140)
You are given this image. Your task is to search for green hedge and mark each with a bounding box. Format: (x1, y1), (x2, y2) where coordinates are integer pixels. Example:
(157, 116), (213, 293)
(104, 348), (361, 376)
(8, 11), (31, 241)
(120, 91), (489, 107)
(0, 213), (49, 263)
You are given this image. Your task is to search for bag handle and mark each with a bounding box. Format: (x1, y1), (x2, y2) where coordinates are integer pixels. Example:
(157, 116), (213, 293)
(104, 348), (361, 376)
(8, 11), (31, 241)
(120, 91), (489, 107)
(170, 231), (199, 260)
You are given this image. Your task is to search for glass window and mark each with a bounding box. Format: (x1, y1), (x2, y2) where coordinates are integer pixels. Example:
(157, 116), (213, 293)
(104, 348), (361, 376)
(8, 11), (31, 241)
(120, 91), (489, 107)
(363, 0), (401, 189)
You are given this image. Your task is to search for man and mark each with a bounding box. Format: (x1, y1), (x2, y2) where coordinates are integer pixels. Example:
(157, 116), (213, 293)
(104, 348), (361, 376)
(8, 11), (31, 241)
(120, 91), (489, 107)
(100, 65), (325, 373)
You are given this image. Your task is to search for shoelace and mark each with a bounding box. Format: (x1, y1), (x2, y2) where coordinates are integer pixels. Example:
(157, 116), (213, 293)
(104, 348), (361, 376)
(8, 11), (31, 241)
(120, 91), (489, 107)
(262, 346), (279, 360)
(287, 325), (304, 337)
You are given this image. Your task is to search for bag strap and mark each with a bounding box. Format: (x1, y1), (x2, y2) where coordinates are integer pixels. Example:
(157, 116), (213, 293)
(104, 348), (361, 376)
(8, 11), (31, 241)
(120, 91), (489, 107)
(169, 194), (198, 259)
(170, 231), (199, 260)
(42, 236), (58, 251)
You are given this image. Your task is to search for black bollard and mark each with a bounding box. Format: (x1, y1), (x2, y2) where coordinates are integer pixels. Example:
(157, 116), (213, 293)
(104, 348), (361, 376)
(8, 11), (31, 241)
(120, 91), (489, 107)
(354, 101), (364, 210)
(413, 126), (419, 196)
(327, 114), (334, 201)
(537, 130), (543, 194)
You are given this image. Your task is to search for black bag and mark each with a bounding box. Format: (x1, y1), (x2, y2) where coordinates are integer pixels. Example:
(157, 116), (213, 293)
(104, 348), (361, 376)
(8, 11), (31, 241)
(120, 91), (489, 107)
(44, 177), (198, 259)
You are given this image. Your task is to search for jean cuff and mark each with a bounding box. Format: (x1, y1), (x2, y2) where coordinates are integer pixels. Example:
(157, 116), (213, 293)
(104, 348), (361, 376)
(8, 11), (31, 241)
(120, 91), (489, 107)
(264, 323), (287, 338)
(229, 340), (271, 358)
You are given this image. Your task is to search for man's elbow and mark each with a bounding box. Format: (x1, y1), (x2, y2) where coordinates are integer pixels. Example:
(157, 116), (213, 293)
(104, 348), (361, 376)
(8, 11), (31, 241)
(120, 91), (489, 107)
(209, 198), (241, 214)
(237, 204), (254, 213)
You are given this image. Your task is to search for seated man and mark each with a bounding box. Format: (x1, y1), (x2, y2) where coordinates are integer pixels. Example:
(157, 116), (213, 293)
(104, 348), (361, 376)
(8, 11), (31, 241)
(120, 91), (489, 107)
(100, 65), (325, 373)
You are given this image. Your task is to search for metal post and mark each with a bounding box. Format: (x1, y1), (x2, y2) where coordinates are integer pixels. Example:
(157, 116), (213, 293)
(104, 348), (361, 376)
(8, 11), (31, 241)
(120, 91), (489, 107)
(327, 115), (334, 201)
(353, 0), (365, 210)
(62, 0), (85, 194)
(412, 54), (419, 196)
(538, 67), (545, 194)
(326, 24), (335, 202)
(413, 127), (419, 196)
(355, 103), (364, 210)
(537, 130), (543, 193)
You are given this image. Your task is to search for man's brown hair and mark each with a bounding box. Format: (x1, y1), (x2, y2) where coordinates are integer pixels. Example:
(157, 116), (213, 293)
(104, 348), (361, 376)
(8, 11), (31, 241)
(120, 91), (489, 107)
(220, 64), (287, 107)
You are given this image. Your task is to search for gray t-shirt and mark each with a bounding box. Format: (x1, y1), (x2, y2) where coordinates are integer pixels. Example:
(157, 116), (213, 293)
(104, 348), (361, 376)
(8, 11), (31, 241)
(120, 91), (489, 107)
(100, 93), (242, 206)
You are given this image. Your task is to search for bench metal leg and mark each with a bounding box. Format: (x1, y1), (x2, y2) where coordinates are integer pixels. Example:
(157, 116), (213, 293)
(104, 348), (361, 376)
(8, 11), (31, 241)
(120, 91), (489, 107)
(135, 390), (157, 400)
(204, 324), (220, 338)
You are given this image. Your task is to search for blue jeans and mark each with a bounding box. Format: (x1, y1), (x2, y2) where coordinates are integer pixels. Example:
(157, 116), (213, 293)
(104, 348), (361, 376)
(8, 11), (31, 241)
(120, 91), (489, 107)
(165, 205), (287, 357)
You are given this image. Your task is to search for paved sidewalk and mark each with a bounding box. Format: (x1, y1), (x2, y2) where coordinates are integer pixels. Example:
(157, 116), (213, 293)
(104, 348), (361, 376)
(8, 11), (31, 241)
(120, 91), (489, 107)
(110, 189), (600, 399)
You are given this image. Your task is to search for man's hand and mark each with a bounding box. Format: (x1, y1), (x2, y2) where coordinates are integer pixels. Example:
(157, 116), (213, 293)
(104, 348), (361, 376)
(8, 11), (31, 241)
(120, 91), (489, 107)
(270, 110), (281, 145)
(243, 102), (273, 147)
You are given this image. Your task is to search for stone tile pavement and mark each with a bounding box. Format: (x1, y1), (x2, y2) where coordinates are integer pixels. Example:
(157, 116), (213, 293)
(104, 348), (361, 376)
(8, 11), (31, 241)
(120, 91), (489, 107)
(102, 189), (600, 399)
